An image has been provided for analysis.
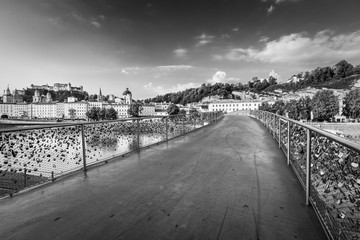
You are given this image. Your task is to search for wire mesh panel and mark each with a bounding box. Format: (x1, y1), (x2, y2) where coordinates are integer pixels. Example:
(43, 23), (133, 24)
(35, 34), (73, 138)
(138, 118), (167, 147)
(84, 120), (138, 166)
(280, 120), (288, 153)
(289, 123), (307, 188)
(0, 112), (224, 197)
(274, 115), (280, 140)
(168, 115), (184, 139)
(310, 132), (360, 240)
(0, 125), (83, 195)
(251, 110), (360, 240)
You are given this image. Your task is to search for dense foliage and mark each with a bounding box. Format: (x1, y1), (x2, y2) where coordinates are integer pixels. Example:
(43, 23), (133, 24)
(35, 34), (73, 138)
(167, 104), (180, 115)
(343, 89), (360, 119)
(86, 107), (118, 120)
(127, 103), (143, 117)
(311, 90), (339, 121)
(264, 60), (360, 92)
(260, 91), (341, 122)
(22, 89), (88, 103)
(144, 80), (278, 105)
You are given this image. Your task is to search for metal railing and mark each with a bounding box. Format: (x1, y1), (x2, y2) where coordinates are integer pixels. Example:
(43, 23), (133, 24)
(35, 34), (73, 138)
(250, 110), (360, 240)
(0, 112), (223, 197)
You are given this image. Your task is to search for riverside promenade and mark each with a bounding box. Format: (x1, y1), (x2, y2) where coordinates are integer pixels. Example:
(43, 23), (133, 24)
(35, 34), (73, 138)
(0, 115), (327, 240)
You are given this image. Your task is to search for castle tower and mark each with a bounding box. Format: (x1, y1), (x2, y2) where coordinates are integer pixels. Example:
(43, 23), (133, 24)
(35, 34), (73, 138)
(46, 92), (52, 102)
(32, 89), (41, 103)
(3, 85), (13, 103)
(123, 87), (132, 105)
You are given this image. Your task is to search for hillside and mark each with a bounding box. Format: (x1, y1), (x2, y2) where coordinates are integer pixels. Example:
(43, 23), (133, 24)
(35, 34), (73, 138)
(22, 89), (89, 103)
(144, 60), (360, 104)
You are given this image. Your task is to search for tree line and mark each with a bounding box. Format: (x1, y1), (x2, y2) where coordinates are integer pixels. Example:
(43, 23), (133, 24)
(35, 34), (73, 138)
(260, 89), (360, 122)
(144, 78), (278, 105)
(264, 60), (360, 92)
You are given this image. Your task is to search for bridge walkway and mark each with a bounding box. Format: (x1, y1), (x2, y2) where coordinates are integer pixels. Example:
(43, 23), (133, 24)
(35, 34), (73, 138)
(0, 115), (327, 240)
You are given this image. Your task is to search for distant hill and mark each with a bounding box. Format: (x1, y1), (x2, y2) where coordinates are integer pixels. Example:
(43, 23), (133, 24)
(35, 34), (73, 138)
(264, 60), (360, 93)
(264, 74), (360, 93)
(144, 60), (360, 104)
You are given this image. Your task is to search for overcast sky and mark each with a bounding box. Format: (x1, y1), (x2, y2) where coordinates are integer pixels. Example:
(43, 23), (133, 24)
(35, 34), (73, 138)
(1, 0), (360, 99)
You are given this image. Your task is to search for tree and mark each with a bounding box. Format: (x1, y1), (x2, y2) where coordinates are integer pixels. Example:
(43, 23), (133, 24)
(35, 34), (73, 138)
(285, 100), (299, 119)
(259, 102), (272, 112)
(86, 107), (100, 121)
(105, 108), (118, 120)
(271, 100), (286, 115)
(127, 103), (143, 117)
(297, 96), (312, 121)
(343, 89), (360, 119)
(334, 60), (354, 78)
(99, 108), (106, 120)
(167, 104), (179, 115)
(311, 90), (339, 122)
(69, 108), (76, 119)
(268, 76), (277, 85)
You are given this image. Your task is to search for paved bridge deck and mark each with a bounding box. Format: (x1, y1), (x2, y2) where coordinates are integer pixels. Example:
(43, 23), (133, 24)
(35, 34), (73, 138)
(0, 115), (327, 240)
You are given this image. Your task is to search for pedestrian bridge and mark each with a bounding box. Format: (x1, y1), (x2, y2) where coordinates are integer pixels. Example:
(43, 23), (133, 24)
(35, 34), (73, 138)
(0, 113), (358, 239)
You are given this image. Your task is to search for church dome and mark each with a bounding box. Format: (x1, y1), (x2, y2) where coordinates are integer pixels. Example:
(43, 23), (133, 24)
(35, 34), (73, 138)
(123, 87), (132, 95)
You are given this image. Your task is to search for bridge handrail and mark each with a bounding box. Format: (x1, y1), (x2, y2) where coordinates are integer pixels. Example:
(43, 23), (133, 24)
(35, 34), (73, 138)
(250, 109), (360, 240)
(0, 113), (205, 133)
(0, 111), (223, 198)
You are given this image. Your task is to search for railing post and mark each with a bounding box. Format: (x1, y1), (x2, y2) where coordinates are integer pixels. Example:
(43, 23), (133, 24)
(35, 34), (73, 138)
(24, 168), (27, 187)
(81, 124), (87, 172)
(272, 115), (275, 139)
(137, 119), (140, 149)
(182, 116), (185, 134)
(278, 118), (281, 148)
(306, 128), (311, 206)
(165, 117), (169, 141)
(287, 121), (290, 166)
(51, 171), (55, 181)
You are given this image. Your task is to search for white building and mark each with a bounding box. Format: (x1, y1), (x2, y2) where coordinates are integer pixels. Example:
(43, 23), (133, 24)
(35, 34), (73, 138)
(64, 102), (88, 119)
(29, 103), (57, 119)
(14, 103), (28, 118)
(208, 100), (262, 113)
(88, 101), (105, 109)
(0, 103), (15, 117)
(67, 96), (77, 103)
(107, 103), (130, 118)
(140, 105), (156, 116)
(56, 103), (65, 118)
(155, 109), (168, 116)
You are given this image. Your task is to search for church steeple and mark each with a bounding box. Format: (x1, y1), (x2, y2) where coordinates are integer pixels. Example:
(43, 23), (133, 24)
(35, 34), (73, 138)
(98, 88), (103, 101)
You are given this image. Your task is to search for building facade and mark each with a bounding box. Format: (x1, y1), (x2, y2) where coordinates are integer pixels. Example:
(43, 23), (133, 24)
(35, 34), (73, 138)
(208, 100), (262, 113)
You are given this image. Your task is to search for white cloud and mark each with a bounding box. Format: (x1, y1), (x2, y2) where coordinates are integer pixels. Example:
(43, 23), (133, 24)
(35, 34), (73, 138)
(267, 5), (275, 14)
(91, 21), (101, 28)
(71, 12), (86, 23)
(144, 82), (200, 95)
(195, 33), (215, 47)
(173, 48), (187, 58)
(157, 65), (193, 72)
(207, 71), (240, 85)
(153, 65), (193, 78)
(269, 70), (281, 80)
(120, 67), (140, 75)
(214, 30), (360, 66)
